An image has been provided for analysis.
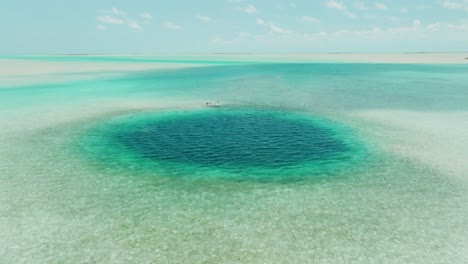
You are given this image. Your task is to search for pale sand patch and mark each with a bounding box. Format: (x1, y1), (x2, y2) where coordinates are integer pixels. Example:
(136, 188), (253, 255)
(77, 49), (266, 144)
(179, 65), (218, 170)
(0, 59), (204, 88)
(0, 97), (210, 143)
(352, 110), (468, 184)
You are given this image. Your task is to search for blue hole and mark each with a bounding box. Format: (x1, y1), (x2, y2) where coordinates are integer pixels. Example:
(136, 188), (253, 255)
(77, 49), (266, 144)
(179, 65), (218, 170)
(111, 109), (350, 169)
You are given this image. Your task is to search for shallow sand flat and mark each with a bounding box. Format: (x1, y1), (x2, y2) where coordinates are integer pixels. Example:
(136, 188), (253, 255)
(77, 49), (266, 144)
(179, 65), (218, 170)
(1, 58), (467, 263)
(1, 110), (466, 263)
(352, 110), (468, 184)
(2, 53), (467, 86)
(0, 98), (205, 138)
(0, 59), (205, 88)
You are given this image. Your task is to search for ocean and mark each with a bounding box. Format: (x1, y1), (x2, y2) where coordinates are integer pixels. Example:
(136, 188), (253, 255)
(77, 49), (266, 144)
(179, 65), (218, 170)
(1, 55), (467, 263)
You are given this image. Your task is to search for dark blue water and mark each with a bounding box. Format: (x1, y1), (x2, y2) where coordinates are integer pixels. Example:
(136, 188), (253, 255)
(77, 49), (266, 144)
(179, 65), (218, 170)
(115, 109), (349, 168)
(79, 108), (364, 180)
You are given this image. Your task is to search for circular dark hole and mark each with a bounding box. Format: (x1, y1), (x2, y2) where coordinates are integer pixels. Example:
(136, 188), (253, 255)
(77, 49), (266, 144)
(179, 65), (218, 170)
(113, 109), (349, 168)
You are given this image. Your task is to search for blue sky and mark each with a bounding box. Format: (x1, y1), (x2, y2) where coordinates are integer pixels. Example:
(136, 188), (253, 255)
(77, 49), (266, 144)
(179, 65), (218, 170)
(1, 0), (468, 54)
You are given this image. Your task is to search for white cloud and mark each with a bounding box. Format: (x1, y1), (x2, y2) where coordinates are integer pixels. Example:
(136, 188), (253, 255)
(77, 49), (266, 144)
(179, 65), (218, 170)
(245, 4), (257, 14)
(326, 0), (346, 10)
(385, 19), (421, 34)
(270, 23), (287, 33)
(300, 16), (321, 23)
(211, 32), (252, 45)
(442, 0), (468, 11)
(375, 3), (388, 10)
(212, 36), (223, 44)
(447, 22), (468, 31)
(443, 1), (461, 8)
(163, 21), (183, 30)
(387, 16), (400, 23)
(239, 4), (257, 14)
(110, 7), (126, 16)
(331, 19), (468, 38)
(354, 2), (368, 10)
(256, 18), (288, 34)
(326, 1), (358, 18)
(196, 15), (215, 22)
(334, 26), (386, 36)
(127, 20), (142, 31)
(417, 5), (432, 10)
(96, 7), (145, 32)
(235, 31), (252, 39)
(330, 20), (423, 37)
(426, 23), (441, 31)
(141, 12), (153, 20)
(211, 20), (468, 51)
(346, 11), (359, 19)
(97, 15), (124, 24)
(354, 2), (387, 11)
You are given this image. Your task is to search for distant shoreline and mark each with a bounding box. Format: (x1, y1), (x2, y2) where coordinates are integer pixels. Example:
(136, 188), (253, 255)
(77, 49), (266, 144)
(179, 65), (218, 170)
(2, 53), (467, 66)
(45, 52), (468, 56)
(1, 52), (468, 57)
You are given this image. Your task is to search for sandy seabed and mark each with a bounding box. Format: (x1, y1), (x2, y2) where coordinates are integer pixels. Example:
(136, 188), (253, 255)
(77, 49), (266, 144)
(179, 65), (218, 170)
(0, 54), (467, 263)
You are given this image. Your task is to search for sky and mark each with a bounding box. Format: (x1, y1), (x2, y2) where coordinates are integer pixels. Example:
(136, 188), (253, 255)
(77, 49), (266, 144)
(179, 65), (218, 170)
(1, 0), (468, 54)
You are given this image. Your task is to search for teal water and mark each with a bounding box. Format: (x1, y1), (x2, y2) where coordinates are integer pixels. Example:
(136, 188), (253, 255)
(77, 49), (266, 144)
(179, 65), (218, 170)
(1, 58), (468, 263)
(80, 108), (365, 181)
(3, 63), (468, 110)
(0, 55), (256, 65)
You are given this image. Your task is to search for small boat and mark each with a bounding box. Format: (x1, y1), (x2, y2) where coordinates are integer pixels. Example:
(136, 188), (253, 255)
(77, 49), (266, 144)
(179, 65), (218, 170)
(206, 101), (221, 108)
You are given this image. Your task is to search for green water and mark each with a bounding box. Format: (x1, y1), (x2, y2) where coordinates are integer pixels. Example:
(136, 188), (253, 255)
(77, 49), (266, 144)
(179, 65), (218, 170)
(1, 58), (467, 263)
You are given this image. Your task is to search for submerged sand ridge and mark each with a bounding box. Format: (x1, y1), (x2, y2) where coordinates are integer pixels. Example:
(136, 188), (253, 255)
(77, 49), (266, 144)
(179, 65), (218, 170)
(353, 110), (468, 185)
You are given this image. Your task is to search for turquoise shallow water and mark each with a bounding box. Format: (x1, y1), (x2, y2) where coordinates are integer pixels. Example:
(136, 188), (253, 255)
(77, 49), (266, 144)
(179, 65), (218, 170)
(79, 108), (366, 182)
(1, 58), (468, 263)
(0, 55), (256, 65)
